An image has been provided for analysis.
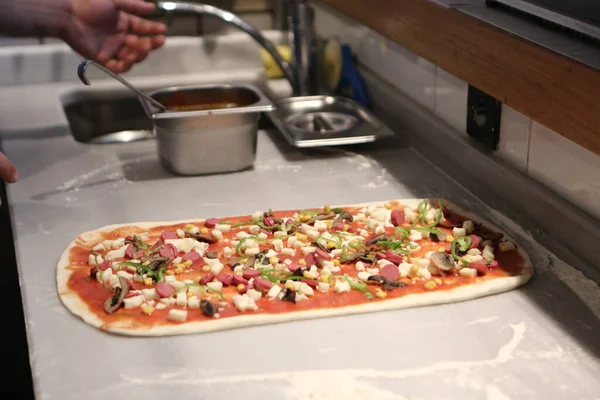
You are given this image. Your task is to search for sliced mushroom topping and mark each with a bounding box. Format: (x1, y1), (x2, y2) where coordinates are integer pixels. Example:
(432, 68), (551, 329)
(340, 251), (369, 264)
(430, 251), (456, 271)
(146, 257), (169, 271)
(291, 267), (305, 277)
(316, 211), (336, 221)
(439, 221), (461, 228)
(200, 299), (218, 317)
(187, 233), (218, 244)
(367, 275), (406, 291)
(104, 277), (129, 314)
(281, 288), (296, 303)
(242, 255), (256, 270)
(366, 234), (386, 246)
(430, 230), (447, 242)
(313, 240), (329, 252)
(205, 251), (218, 259)
(333, 210), (353, 225)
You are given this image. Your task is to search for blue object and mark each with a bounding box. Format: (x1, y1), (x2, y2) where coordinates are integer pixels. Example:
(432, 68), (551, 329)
(336, 44), (371, 109)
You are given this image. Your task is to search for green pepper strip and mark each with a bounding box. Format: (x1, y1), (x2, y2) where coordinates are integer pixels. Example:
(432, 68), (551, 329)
(236, 235), (266, 256)
(256, 220), (280, 231)
(417, 200), (429, 225)
(451, 236), (473, 261)
(343, 274), (374, 300)
(206, 287), (225, 300)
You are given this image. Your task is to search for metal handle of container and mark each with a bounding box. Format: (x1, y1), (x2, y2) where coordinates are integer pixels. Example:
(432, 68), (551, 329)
(77, 60), (167, 112)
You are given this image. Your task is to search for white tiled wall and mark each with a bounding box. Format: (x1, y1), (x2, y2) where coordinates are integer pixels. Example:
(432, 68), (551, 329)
(312, 1), (600, 220)
(435, 68), (468, 134)
(528, 122), (600, 220)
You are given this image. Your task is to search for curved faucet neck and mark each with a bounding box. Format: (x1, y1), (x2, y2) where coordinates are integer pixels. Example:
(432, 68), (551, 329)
(156, 1), (306, 96)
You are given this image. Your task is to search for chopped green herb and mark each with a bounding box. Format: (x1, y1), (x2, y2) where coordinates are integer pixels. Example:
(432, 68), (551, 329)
(344, 274), (374, 300)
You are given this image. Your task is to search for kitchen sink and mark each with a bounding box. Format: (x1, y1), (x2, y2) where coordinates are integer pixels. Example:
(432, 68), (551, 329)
(61, 89), (155, 144)
(61, 88), (278, 145)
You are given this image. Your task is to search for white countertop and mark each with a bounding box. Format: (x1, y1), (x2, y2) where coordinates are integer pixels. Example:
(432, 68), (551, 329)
(2, 35), (600, 400)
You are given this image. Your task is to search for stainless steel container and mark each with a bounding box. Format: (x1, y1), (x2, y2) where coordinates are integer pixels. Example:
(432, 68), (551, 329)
(140, 84), (274, 175)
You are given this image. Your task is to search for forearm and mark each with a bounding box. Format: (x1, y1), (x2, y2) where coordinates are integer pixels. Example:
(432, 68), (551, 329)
(0, 0), (70, 38)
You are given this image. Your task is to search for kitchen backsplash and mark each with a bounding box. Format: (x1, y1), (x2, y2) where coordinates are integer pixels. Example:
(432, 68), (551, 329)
(312, 1), (600, 222)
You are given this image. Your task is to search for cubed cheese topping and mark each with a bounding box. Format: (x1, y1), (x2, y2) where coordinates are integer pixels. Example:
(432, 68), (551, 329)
(123, 295), (145, 309)
(215, 224), (231, 233)
(301, 246), (316, 256)
(207, 281), (223, 292)
(210, 262), (225, 276)
(105, 246), (127, 260)
(314, 221), (328, 231)
(357, 271), (371, 281)
(233, 294), (258, 312)
(176, 292), (187, 306)
(272, 239), (284, 252)
(298, 282), (314, 296)
(463, 220), (475, 234)
(409, 230), (423, 242)
(453, 227), (467, 238)
(187, 296), (200, 308)
(499, 241), (515, 252)
(295, 293), (309, 302)
(355, 261), (366, 271)
(246, 289), (263, 301)
(92, 243), (106, 252)
(459, 268), (478, 278)
(212, 229), (224, 240)
(168, 309), (188, 322)
(274, 231), (288, 239)
(482, 245), (495, 260)
(142, 288), (159, 301)
(417, 268), (432, 280)
(317, 282), (330, 293)
(334, 280), (351, 293)
(165, 238), (206, 254)
(170, 281), (186, 291)
(287, 236), (297, 248)
(176, 229), (185, 238)
(398, 263), (412, 278)
(267, 285), (282, 299)
(116, 271), (133, 280)
(280, 248), (295, 257)
(223, 246), (232, 258)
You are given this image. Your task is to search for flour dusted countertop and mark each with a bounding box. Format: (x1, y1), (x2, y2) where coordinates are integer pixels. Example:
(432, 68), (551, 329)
(2, 70), (600, 399)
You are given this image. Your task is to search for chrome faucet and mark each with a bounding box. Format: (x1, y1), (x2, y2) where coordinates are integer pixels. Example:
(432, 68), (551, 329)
(156, 1), (317, 96)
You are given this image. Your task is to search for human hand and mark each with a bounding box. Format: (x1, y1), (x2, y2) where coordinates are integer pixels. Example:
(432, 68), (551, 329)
(61, 0), (167, 73)
(0, 151), (18, 184)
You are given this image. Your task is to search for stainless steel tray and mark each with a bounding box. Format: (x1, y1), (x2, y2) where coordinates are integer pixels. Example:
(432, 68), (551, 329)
(267, 95), (394, 147)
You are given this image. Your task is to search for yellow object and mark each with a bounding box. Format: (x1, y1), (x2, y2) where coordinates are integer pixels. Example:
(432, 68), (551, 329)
(183, 260), (192, 267)
(298, 259), (307, 266)
(445, 235), (454, 243)
(141, 305), (155, 315)
(333, 259), (340, 267)
(375, 289), (387, 299)
(143, 277), (153, 286)
(185, 224), (195, 231)
(322, 38), (342, 93)
(166, 270), (175, 276)
(286, 281), (296, 290)
(434, 278), (443, 285)
(318, 275), (329, 283)
(260, 45), (292, 79)
(200, 227), (209, 234)
(424, 281), (437, 290)
(269, 256), (279, 266)
(324, 205), (331, 214)
(237, 284), (245, 292)
(202, 265), (211, 272)
(299, 214), (312, 223)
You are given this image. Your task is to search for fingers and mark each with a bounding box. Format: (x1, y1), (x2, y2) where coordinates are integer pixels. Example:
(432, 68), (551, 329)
(114, 0), (157, 15)
(102, 34), (165, 73)
(0, 151), (18, 183)
(127, 14), (167, 36)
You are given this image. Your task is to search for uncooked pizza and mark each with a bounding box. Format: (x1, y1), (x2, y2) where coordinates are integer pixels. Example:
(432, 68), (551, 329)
(57, 198), (533, 336)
